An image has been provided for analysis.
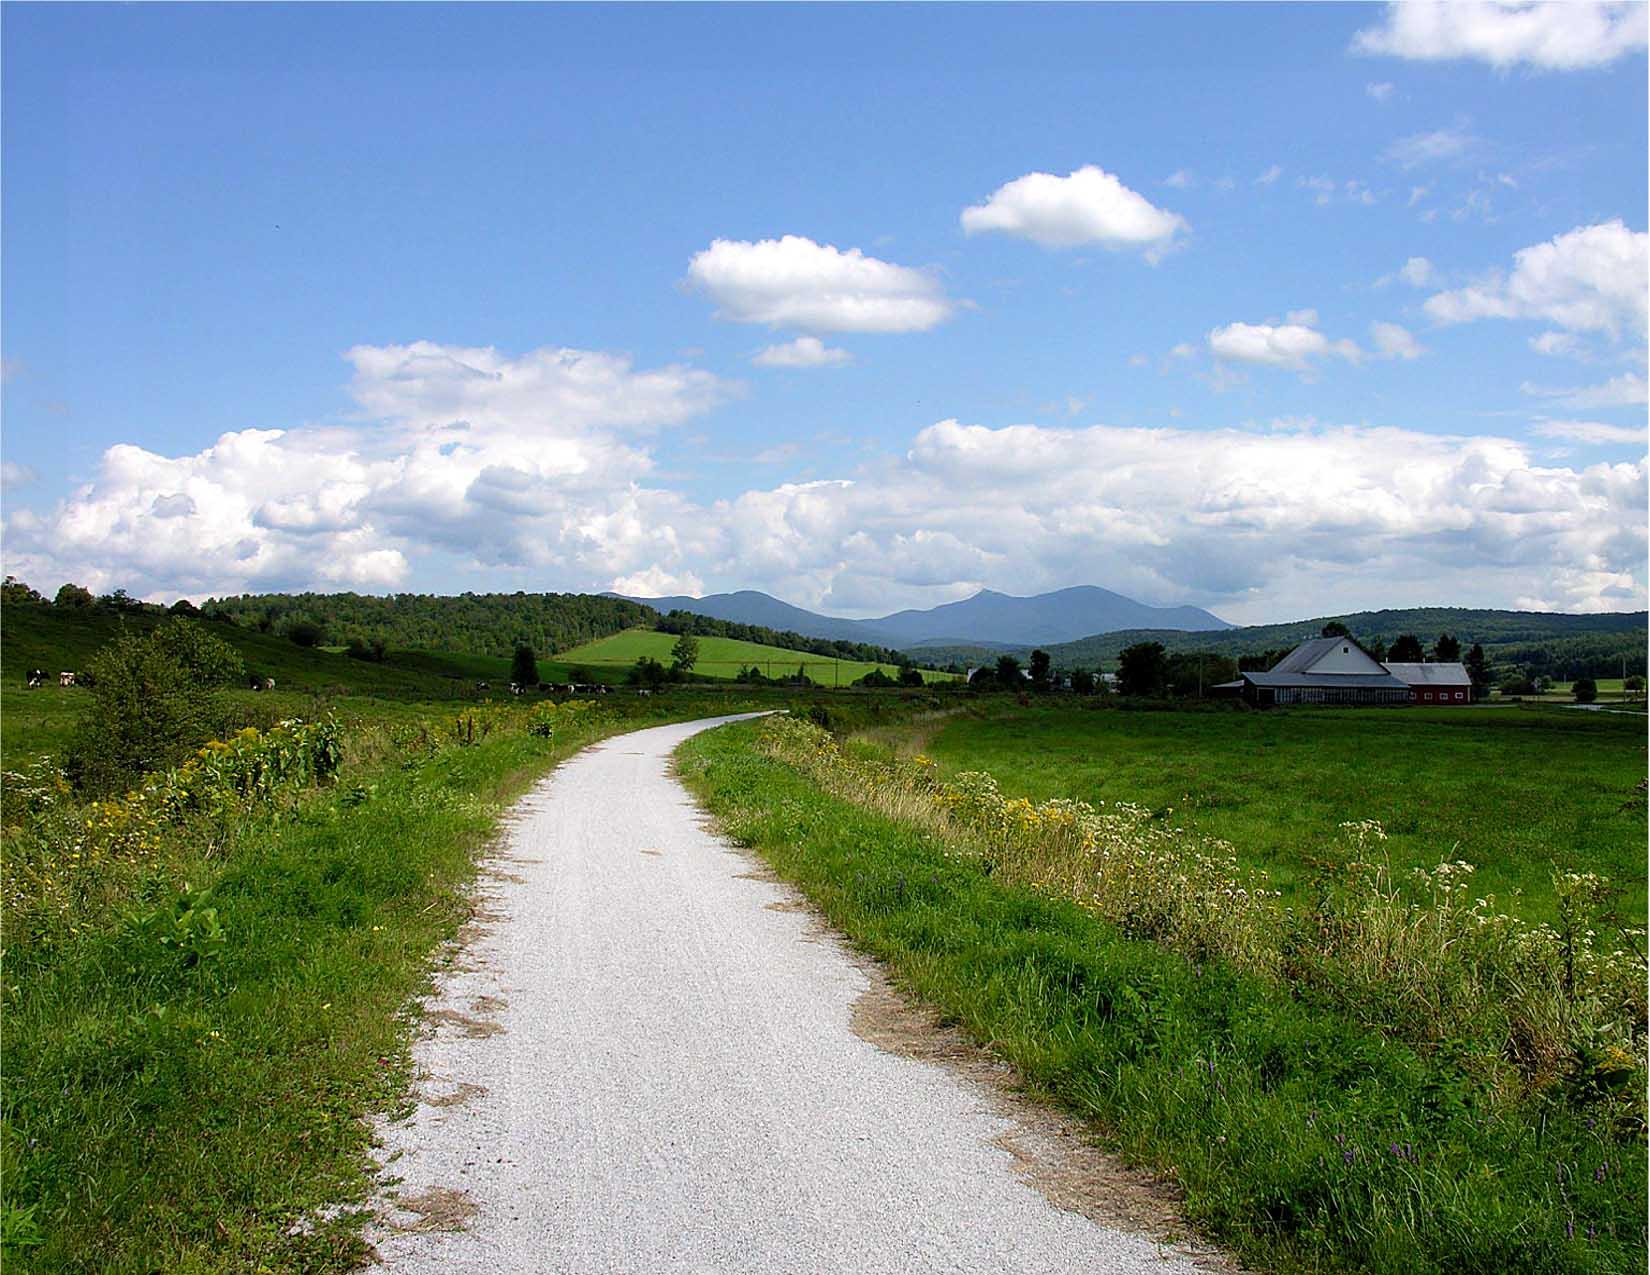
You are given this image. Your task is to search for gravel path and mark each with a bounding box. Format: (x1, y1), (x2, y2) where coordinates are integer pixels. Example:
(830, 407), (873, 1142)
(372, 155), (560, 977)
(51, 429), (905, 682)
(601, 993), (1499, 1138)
(371, 713), (1214, 1273)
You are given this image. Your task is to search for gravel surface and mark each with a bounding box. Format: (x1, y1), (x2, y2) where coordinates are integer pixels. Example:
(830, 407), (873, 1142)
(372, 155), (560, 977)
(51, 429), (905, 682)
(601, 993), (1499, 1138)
(372, 713), (1212, 1273)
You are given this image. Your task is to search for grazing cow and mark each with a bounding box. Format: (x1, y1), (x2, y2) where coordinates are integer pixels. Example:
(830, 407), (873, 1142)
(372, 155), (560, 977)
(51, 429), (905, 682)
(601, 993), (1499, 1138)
(26, 668), (44, 688)
(250, 675), (263, 690)
(476, 681), (489, 691)
(508, 682), (523, 696)
(263, 677), (276, 692)
(58, 671), (75, 688)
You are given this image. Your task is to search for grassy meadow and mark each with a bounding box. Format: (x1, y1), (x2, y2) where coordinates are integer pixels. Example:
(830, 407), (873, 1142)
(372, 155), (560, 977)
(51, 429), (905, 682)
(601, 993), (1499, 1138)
(871, 701), (1648, 922)
(554, 627), (958, 685)
(682, 714), (1648, 1274)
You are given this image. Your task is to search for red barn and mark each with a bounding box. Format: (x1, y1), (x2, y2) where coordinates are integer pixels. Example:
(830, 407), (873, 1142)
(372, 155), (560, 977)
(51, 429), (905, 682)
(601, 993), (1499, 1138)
(1384, 662), (1473, 704)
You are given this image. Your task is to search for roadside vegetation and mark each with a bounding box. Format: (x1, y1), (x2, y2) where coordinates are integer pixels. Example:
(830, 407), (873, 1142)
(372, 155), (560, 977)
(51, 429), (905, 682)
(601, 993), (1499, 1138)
(1, 603), (932, 1270)
(680, 715), (1648, 1273)
(897, 699), (1648, 921)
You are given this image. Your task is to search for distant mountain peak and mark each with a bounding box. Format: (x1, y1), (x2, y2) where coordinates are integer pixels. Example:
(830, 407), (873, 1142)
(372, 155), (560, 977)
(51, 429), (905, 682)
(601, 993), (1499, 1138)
(617, 585), (1230, 649)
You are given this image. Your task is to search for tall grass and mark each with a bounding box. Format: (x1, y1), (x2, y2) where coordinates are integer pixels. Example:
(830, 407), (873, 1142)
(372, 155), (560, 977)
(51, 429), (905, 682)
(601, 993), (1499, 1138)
(760, 715), (1646, 1119)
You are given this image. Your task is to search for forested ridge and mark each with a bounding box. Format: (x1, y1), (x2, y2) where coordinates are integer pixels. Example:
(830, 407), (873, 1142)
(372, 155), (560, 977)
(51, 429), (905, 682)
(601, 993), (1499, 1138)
(201, 591), (656, 658)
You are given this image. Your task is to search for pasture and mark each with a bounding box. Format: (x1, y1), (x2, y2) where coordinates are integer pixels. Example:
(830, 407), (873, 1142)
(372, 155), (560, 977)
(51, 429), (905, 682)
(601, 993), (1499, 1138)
(553, 627), (958, 685)
(887, 701), (1647, 922)
(3, 603), (508, 702)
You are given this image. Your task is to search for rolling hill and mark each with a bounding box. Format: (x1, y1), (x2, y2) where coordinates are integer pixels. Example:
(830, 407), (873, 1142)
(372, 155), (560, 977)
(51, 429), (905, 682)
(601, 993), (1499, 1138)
(4, 602), (509, 700)
(553, 629), (957, 685)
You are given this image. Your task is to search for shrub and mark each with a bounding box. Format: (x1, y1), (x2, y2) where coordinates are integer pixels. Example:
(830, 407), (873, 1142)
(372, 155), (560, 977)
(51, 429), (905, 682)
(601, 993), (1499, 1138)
(628, 656), (668, 688)
(1573, 678), (1598, 704)
(346, 636), (388, 662)
(64, 623), (246, 796)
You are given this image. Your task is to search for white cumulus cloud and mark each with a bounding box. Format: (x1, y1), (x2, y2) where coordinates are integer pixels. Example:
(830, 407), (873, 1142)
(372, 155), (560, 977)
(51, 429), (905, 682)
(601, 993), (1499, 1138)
(1208, 315), (1362, 371)
(1353, 1), (1649, 70)
(1425, 220), (1649, 337)
(960, 165), (1188, 258)
(2, 342), (738, 600)
(686, 236), (954, 334)
(752, 336), (853, 369)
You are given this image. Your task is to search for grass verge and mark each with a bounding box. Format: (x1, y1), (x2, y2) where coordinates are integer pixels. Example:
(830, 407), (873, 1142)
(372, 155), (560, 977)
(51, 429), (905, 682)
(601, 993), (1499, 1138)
(1, 697), (765, 1270)
(677, 718), (1646, 1275)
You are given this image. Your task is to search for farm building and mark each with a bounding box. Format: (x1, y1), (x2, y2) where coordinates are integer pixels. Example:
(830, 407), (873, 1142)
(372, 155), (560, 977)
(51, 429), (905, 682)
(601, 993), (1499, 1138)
(1384, 662), (1473, 704)
(1224, 636), (1412, 706)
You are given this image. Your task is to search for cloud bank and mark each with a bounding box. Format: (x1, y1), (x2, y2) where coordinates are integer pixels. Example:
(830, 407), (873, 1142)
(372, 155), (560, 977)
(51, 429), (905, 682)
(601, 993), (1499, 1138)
(6, 344), (1644, 622)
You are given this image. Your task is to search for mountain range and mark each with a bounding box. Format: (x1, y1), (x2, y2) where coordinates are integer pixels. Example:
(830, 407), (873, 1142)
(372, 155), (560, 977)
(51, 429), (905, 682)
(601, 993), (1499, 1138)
(612, 586), (1233, 649)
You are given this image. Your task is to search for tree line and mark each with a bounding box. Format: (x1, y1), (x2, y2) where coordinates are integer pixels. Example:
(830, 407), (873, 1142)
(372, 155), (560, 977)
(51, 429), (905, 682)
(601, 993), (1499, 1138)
(652, 609), (926, 668)
(197, 590), (657, 658)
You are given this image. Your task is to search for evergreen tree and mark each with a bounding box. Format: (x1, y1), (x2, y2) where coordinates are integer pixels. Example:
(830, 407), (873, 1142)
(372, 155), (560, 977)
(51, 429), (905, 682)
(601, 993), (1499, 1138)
(1433, 632), (1462, 662)
(1388, 634), (1425, 662)
(511, 644), (539, 686)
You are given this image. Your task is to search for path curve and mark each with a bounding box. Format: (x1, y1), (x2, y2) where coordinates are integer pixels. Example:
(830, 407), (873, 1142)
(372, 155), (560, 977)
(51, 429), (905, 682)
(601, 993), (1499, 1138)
(372, 714), (1211, 1273)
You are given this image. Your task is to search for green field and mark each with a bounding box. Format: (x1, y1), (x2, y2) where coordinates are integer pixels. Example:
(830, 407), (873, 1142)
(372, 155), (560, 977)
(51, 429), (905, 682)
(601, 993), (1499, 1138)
(553, 627), (957, 685)
(883, 701), (1647, 921)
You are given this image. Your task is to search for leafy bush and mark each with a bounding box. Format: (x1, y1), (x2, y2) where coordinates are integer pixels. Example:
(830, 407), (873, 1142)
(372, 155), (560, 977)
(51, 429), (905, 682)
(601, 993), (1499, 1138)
(64, 622), (246, 796)
(346, 635), (388, 662)
(1573, 677), (1599, 704)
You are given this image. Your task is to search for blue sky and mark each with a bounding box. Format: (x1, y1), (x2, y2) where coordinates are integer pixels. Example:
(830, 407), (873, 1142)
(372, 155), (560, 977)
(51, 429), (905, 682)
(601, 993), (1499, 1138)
(3, 2), (1646, 623)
